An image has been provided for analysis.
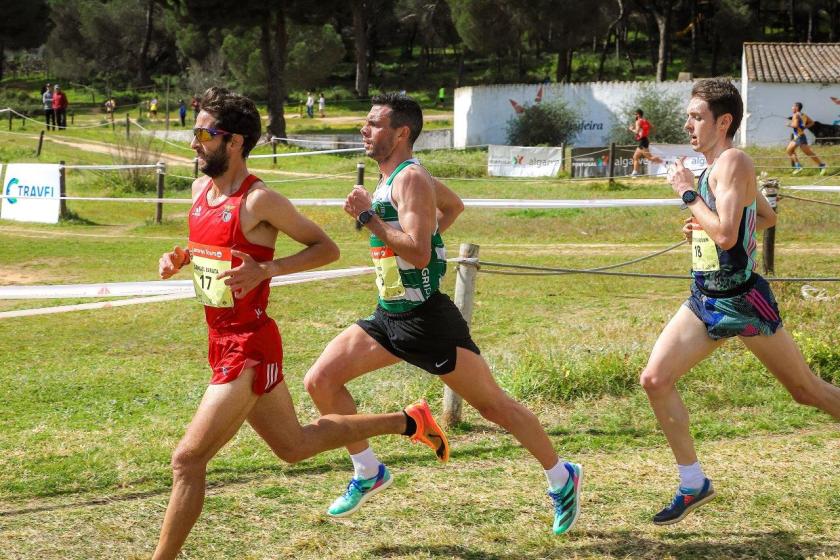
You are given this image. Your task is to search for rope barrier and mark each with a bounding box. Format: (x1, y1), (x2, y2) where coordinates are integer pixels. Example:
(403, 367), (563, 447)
(7, 108), (113, 130)
(475, 260), (840, 282)
(780, 193), (840, 207)
(129, 119), (197, 152)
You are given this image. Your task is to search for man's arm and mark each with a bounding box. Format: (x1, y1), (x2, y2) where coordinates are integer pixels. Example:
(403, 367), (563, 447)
(755, 186), (778, 231)
(218, 187), (339, 297)
(345, 167), (436, 269)
(432, 176), (464, 233)
(669, 152), (749, 250)
(158, 178), (207, 279)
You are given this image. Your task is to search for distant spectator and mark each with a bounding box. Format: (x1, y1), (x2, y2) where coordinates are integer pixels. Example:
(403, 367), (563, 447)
(42, 83), (55, 131)
(52, 85), (68, 130)
(104, 98), (116, 116)
(787, 102), (827, 176)
(150, 96), (159, 119)
(318, 92), (326, 118)
(437, 86), (445, 107)
(305, 91), (315, 118)
(191, 95), (200, 121)
(178, 99), (187, 127)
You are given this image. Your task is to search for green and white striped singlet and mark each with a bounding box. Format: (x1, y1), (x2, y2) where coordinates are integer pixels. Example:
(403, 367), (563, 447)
(369, 159), (447, 313)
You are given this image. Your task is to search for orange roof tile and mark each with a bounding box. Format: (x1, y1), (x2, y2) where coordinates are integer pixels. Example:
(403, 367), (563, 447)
(744, 43), (840, 83)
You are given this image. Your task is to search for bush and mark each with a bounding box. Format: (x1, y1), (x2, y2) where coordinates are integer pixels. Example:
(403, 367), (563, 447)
(610, 85), (687, 144)
(506, 99), (579, 147)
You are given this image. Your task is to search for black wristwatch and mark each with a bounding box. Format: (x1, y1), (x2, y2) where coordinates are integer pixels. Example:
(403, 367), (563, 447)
(681, 190), (699, 205)
(357, 209), (375, 226)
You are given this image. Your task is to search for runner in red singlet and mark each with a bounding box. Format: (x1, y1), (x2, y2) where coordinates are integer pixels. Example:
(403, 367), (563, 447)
(152, 87), (450, 560)
(629, 108), (664, 176)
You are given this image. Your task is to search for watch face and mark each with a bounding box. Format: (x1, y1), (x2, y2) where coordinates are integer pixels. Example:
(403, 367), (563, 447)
(682, 190), (697, 203)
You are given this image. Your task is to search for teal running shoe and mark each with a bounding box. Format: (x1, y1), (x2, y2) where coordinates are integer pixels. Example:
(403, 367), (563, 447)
(327, 464), (392, 518)
(548, 462), (583, 535)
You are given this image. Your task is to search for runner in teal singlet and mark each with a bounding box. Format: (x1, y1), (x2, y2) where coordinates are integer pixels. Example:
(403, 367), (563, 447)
(304, 93), (583, 535)
(641, 79), (840, 527)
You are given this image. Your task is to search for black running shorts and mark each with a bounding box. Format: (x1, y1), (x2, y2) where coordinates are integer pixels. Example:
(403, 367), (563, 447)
(357, 291), (481, 375)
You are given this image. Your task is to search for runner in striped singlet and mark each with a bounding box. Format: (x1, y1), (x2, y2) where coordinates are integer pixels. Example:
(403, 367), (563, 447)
(304, 93), (583, 535)
(641, 79), (840, 527)
(152, 87), (450, 560)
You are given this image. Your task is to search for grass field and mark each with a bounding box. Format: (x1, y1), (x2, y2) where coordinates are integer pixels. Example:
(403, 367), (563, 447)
(1, 122), (839, 559)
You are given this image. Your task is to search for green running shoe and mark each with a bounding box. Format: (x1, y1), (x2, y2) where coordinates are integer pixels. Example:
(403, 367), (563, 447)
(548, 462), (583, 535)
(327, 464), (393, 518)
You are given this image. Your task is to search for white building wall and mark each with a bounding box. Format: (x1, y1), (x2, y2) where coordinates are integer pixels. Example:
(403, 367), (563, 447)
(454, 81), (698, 148)
(455, 79), (839, 148)
(743, 82), (840, 146)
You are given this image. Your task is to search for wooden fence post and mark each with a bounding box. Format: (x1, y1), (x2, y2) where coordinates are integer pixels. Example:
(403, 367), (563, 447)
(155, 161), (166, 224)
(126, 114), (130, 139)
(193, 158), (199, 178)
(59, 161), (67, 219)
(272, 138), (278, 165)
(7, 111), (11, 131)
(560, 142), (566, 173)
(608, 142), (616, 187)
(443, 242), (480, 427)
(36, 130), (45, 157)
(760, 178), (779, 275)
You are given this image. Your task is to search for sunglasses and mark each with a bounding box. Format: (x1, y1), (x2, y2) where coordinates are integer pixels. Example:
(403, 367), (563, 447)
(193, 127), (232, 142)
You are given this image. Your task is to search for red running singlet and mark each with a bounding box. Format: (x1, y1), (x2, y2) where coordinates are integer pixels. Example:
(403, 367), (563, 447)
(188, 174), (275, 333)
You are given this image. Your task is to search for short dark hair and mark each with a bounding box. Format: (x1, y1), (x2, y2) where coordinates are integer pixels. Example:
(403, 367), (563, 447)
(371, 92), (423, 145)
(199, 87), (261, 158)
(635, 109), (644, 117)
(690, 79), (743, 139)
(794, 102), (803, 111)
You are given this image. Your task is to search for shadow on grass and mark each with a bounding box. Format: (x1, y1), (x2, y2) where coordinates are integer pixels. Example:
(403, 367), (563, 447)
(576, 529), (836, 560)
(0, 440), (524, 516)
(370, 530), (837, 559)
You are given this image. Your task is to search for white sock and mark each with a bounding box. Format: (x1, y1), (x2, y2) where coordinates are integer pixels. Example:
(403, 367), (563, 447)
(544, 458), (569, 491)
(350, 447), (381, 480)
(678, 461), (706, 491)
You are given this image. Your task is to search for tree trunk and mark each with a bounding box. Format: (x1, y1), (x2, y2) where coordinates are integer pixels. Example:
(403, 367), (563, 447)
(598, 0), (625, 81)
(352, 0), (369, 98)
(831, 0), (839, 41)
(565, 49), (573, 83)
(555, 49), (566, 82)
(138, 0), (154, 84)
(646, 14), (658, 71)
(806, 6), (813, 42)
(788, 0), (795, 32)
(260, 11), (287, 141)
(452, 47), (464, 87)
(653, 10), (670, 81)
(710, 31), (720, 76)
(690, 0), (698, 68)
(0, 40), (4, 82)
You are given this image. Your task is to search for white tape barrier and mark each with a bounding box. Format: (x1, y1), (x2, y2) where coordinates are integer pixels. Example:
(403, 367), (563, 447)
(270, 136), (364, 146)
(62, 164), (160, 170)
(0, 266), (374, 300)
(786, 186), (840, 193)
(0, 195), (682, 208)
(0, 266), (374, 319)
(461, 198), (682, 208)
(248, 147), (365, 159)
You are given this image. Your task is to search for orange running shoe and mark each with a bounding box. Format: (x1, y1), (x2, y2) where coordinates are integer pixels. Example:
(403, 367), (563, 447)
(404, 399), (450, 462)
